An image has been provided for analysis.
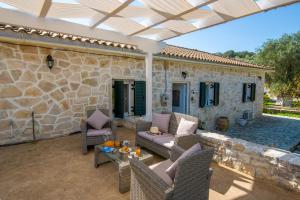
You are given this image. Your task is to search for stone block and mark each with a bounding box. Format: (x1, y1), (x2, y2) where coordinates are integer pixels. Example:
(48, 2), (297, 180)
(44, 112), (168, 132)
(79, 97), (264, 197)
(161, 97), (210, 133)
(50, 89), (64, 101)
(0, 100), (17, 109)
(84, 57), (98, 65)
(0, 85), (22, 98)
(38, 80), (56, 92)
(24, 87), (43, 97)
(33, 102), (48, 114)
(15, 98), (40, 107)
(82, 78), (98, 87)
(13, 110), (32, 119)
(49, 104), (61, 115)
(0, 71), (13, 84)
(10, 70), (22, 81)
(77, 85), (91, 97)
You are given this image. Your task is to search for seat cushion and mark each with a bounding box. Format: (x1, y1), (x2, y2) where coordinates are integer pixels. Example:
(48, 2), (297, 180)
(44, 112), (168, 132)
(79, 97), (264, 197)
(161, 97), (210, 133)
(152, 113), (171, 133)
(87, 109), (110, 130)
(152, 135), (175, 149)
(149, 159), (173, 186)
(87, 128), (112, 137)
(137, 131), (173, 142)
(176, 118), (198, 135)
(166, 143), (202, 180)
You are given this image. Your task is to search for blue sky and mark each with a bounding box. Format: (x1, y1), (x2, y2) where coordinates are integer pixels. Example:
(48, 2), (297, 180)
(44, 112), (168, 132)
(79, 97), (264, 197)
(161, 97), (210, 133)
(166, 3), (300, 53)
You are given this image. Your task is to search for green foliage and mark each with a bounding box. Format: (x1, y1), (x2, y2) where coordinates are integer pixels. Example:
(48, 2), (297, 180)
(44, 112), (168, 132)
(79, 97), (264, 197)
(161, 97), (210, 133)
(291, 101), (300, 108)
(216, 50), (256, 63)
(263, 94), (275, 106)
(255, 32), (300, 98)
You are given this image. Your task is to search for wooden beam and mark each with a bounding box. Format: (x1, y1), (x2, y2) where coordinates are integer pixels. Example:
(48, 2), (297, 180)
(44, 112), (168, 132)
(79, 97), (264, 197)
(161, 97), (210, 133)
(91, 0), (134, 29)
(39, 0), (52, 17)
(129, 0), (217, 36)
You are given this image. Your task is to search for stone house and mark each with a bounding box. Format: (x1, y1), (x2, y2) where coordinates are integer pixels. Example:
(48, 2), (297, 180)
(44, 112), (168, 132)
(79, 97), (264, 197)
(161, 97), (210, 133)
(0, 24), (272, 145)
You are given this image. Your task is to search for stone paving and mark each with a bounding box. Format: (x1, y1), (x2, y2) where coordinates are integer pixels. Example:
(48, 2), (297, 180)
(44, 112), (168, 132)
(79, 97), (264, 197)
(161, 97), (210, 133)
(226, 114), (300, 152)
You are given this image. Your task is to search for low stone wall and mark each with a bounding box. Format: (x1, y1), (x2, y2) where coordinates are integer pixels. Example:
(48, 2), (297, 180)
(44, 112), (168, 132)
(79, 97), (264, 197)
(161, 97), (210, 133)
(197, 130), (300, 193)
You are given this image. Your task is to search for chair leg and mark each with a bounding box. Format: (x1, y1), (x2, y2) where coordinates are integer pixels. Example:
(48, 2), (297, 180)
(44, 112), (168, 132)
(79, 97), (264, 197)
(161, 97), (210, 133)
(82, 144), (88, 154)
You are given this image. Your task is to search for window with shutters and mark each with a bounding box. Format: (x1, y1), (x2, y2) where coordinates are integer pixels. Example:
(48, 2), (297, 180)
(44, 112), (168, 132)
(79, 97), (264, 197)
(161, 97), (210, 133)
(113, 80), (146, 118)
(242, 83), (256, 103)
(199, 82), (220, 108)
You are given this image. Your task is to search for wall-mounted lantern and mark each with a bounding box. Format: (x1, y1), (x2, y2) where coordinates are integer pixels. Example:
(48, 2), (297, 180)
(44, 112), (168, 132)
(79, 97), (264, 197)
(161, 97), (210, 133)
(46, 55), (54, 70)
(181, 71), (187, 79)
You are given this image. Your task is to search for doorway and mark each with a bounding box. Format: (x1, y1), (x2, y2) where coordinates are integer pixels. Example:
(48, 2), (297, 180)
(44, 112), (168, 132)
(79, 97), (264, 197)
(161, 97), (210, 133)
(172, 83), (189, 114)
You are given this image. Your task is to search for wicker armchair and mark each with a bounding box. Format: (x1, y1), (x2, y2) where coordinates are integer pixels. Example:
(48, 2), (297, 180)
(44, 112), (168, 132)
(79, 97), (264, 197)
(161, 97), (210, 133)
(130, 145), (214, 200)
(81, 109), (114, 154)
(136, 112), (200, 158)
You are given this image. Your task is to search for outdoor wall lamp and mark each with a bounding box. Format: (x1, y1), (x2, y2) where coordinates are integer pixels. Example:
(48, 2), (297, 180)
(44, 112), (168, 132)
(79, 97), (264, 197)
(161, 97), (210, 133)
(46, 55), (54, 70)
(181, 71), (187, 79)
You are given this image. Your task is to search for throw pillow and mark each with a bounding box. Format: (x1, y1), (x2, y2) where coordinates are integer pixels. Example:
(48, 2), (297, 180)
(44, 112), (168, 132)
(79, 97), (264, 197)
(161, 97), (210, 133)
(166, 143), (202, 180)
(152, 113), (171, 133)
(176, 118), (198, 135)
(86, 109), (110, 130)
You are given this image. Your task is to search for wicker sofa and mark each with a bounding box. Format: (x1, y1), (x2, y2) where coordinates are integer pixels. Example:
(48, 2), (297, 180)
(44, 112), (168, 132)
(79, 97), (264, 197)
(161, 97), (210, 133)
(130, 145), (214, 200)
(135, 112), (200, 158)
(81, 109), (114, 154)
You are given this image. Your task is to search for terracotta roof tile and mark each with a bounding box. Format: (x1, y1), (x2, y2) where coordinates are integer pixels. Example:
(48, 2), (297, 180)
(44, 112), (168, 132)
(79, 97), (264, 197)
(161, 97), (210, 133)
(159, 45), (272, 70)
(0, 24), (137, 51)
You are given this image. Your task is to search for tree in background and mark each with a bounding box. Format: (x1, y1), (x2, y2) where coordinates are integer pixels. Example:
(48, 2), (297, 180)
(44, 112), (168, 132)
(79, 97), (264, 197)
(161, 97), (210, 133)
(216, 32), (300, 100)
(255, 32), (300, 99)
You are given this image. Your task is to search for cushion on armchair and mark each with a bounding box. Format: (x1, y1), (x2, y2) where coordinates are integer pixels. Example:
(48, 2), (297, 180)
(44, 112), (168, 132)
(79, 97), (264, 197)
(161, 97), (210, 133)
(86, 109), (110, 130)
(87, 128), (112, 136)
(166, 143), (202, 180)
(149, 159), (174, 186)
(176, 118), (198, 135)
(152, 113), (171, 133)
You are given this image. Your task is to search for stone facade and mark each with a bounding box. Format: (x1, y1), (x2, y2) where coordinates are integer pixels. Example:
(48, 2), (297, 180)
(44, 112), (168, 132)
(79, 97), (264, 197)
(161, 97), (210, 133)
(152, 60), (265, 130)
(0, 41), (265, 145)
(197, 130), (300, 193)
(0, 42), (145, 145)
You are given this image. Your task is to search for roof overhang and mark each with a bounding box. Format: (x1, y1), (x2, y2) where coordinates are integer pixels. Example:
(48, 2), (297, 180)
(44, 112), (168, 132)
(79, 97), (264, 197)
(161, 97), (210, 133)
(0, 0), (298, 52)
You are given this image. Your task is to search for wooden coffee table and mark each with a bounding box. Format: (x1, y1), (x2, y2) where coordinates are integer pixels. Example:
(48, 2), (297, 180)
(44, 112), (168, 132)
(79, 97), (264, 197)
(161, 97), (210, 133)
(94, 145), (153, 193)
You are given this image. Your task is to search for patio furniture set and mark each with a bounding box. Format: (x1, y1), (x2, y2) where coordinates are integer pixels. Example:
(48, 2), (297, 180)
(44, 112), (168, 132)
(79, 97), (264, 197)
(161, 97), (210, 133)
(81, 109), (214, 200)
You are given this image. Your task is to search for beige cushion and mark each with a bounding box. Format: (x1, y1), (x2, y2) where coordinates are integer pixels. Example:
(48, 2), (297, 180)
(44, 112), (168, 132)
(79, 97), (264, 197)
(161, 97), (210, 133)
(152, 136), (175, 149)
(86, 109), (110, 130)
(152, 113), (171, 133)
(149, 159), (173, 186)
(166, 143), (202, 180)
(87, 128), (112, 137)
(176, 118), (198, 135)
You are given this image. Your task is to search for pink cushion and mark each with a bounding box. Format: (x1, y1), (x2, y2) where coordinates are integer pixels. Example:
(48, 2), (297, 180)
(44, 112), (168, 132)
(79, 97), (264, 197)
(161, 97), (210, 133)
(149, 159), (173, 186)
(152, 136), (175, 149)
(176, 118), (198, 135)
(152, 113), (171, 133)
(87, 128), (112, 136)
(166, 143), (202, 180)
(137, 131), (173, 142)
(86, 109), (110, 130)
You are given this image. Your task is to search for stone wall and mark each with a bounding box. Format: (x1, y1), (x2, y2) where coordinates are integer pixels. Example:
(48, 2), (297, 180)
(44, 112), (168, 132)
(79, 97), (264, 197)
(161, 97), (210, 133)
(197, 130), (300, 192)
(152, 60), (265, 130)
(0, 40), (266, 145)
(0, 42), (145, 145)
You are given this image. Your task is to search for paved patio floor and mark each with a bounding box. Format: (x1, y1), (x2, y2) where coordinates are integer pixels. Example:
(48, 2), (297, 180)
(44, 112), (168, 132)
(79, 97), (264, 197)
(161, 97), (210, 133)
(0, 128), (298, 200)
(227, 114), (300, 152)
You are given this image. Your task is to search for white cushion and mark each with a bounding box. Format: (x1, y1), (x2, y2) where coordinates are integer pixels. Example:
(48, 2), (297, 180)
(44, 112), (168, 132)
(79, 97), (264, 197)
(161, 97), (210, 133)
(176, 118), (198, 135)
(152, 136), (175, 149)
(137, 131), (173, 142)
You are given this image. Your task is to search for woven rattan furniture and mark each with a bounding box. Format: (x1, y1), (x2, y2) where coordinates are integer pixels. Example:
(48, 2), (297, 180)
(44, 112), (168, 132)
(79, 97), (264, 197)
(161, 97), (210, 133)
(94, 144), (153, 193)
(130, 145), (214, 200)
(136, 112), (199, 158)
(81, 109), (114, 154)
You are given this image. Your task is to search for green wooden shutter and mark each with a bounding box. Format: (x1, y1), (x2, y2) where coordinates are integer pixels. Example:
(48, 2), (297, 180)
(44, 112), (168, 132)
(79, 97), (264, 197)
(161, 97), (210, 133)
(242, 83), (247, 103)
(134, 81), (146, 116)
(213, 82), (220, 106)
(199, 82), (206, 108)
(250, 83), (256, 101)
(113, 81), (124, 118)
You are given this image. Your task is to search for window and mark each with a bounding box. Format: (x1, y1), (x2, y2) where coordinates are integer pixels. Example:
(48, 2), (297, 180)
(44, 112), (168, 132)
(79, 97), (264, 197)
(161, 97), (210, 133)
(242, 83), (256, 102)
(199, 82), (219, 108)
(113, 80), (146, 118)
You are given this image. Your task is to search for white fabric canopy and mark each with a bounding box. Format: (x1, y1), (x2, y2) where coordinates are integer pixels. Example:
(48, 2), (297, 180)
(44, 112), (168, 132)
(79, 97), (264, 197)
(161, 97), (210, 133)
(0, 0), (298, 41)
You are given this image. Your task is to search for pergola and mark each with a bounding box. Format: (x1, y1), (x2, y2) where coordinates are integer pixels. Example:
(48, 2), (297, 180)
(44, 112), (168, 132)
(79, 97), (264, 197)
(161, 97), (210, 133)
(0, 0), (298, 119)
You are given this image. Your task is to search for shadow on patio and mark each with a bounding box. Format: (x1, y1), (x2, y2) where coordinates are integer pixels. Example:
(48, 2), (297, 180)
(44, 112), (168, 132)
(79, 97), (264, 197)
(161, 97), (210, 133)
(0, 128), (298, 200)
